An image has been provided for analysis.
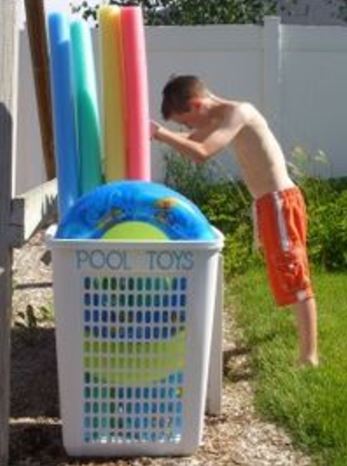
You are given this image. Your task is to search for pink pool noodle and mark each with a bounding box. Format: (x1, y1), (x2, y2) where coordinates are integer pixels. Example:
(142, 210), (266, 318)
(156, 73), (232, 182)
(121, 6), (151, 181)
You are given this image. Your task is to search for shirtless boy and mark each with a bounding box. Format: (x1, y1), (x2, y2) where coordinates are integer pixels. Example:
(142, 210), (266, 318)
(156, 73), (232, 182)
(151, 75), (318, 367)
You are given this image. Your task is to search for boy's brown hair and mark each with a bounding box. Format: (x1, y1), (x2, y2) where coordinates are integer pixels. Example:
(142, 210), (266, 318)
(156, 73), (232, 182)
(161, 75), (208, 120)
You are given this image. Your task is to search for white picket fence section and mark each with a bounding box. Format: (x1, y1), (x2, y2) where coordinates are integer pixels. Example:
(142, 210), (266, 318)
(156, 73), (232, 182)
(15, 17), (347, 194)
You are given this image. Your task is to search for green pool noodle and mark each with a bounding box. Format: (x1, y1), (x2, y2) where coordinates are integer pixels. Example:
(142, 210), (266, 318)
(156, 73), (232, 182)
(84, 331), (186, 385)
(70, 20), (103, 195)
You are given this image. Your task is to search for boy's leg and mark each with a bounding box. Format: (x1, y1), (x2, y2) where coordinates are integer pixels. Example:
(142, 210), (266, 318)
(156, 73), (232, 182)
(293, 297), (319, 366)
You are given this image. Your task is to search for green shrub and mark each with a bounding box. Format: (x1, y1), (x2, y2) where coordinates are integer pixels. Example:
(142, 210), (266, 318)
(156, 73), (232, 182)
(306, 185), (347, 270)
(164, 151), (347, 274)
(164, 152), (258, 275)
(72, 0), (277, 26)
(163, 151), (215, 205)
(288, 147), (347, 270)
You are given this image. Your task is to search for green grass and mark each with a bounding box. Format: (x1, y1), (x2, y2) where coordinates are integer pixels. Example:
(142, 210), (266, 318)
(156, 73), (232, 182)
(228, 267), (347, 466)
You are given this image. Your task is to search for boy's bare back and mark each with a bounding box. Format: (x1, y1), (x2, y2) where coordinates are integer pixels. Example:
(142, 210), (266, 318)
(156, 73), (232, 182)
(154, 92), (294, 199)
(223, 101), (294, 198)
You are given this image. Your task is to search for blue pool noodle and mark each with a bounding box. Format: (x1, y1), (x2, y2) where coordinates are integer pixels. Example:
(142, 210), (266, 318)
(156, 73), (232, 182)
(48, 12), (79, 218)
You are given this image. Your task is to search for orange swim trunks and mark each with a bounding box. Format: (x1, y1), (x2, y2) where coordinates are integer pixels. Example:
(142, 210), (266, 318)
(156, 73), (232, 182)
(255, 187), (314, 307)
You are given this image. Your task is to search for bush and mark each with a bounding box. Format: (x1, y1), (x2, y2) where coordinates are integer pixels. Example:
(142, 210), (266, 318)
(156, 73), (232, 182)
(304, 181), (347, 270)
(164, 151), (347, 275)
(288, 147), (347, 271)
(164, 152), (259, 275)
(72, 0), (277, 26)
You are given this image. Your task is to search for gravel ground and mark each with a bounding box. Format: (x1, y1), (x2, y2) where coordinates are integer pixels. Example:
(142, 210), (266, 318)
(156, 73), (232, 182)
(10, 230), (312, 466)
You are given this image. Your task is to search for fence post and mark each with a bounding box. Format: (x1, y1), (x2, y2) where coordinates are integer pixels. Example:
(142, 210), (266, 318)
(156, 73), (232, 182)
(0, 1), (19, 465)
(24, 0), (56, 180)
(263, 16), (282, 140)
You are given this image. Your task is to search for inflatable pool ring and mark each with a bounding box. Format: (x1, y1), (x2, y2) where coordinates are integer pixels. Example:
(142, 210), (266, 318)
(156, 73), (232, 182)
(84, 331), (186, 386)
(56, 180), (216, 240)
(103, 221), (167, 240)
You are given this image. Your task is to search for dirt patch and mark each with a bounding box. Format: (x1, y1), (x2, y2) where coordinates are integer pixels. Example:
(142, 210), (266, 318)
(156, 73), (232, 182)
(10, 230), (312, 466)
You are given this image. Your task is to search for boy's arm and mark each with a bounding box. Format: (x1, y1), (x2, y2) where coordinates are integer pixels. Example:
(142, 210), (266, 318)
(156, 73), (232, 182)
(151, 124), (205, 162)
(151, 107), (246, 162)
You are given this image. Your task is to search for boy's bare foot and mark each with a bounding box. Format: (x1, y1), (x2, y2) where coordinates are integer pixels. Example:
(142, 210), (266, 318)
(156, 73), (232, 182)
(297, 356), (319, 368)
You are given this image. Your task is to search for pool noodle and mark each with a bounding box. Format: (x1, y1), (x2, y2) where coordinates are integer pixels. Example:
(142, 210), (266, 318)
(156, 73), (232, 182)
(70, 20), (103, 195)
(99, 6), (126, 181)
(121, 6), (151, 181)
(48, 12), (79, 218)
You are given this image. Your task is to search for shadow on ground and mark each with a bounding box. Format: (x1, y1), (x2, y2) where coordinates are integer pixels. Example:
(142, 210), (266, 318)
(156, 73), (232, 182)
(9, 327), (74, 465)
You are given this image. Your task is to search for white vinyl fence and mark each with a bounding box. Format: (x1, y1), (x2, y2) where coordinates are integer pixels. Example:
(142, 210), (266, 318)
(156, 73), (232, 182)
(15, 17), (347, 194)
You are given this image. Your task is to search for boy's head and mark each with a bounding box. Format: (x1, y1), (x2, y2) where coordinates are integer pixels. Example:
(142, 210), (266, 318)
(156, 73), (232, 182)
(161, 75), (209, 127)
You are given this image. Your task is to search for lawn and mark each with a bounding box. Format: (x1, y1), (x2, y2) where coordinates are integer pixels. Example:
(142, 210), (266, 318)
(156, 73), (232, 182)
(227, 267), (347, 466)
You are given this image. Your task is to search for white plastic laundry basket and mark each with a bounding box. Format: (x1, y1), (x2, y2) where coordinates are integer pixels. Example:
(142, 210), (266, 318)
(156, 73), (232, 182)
(49, 229), (224, 457)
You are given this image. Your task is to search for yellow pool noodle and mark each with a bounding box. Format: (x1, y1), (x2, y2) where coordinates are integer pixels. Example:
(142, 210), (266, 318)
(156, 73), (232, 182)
(99, 6), (126, 181)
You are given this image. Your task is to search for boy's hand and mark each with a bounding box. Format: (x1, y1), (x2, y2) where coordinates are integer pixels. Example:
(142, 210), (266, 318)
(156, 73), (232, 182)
(150, 120), (161, 140)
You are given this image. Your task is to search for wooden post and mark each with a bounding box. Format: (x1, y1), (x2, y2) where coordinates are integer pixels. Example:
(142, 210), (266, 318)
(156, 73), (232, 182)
(0, 1), (19, 464)
(24, 0), (56, 180)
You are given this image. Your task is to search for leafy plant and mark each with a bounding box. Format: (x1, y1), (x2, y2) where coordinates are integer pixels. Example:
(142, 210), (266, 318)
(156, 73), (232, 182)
(71, 0), (277, 25)
(324, 0), (347, 23)
(287, 145), (331, 180)
(308, 189), (347, 270)
(144, 0), (277, 26)
(164, 148), (347, 274)
(287, 146), (347, 271)
(164, 151), (259, 275)
(163, 151), (215, 205)
(15, 303), (55, 328)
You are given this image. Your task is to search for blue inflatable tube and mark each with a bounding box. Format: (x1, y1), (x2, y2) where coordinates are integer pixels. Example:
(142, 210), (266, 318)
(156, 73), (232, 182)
(56, 181), (216, 240)
(48, 12), (79, 218)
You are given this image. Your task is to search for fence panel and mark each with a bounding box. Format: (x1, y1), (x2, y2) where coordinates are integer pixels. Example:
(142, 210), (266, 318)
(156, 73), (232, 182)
(16, 18), (347, 191)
